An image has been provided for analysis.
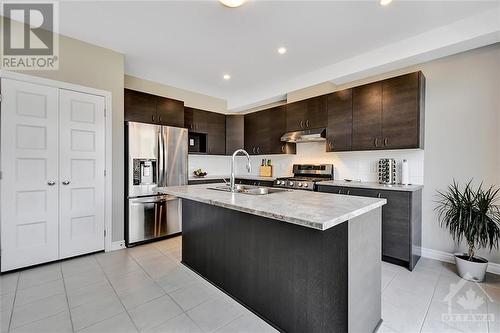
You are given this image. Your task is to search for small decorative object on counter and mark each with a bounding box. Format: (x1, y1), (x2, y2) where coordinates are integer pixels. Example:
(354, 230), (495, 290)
(378, 158), (396, 185)
(193, 169), (207, 178)
(435, 180), (500, 282)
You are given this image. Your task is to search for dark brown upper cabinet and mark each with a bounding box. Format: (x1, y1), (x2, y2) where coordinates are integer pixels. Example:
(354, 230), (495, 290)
(326, 89), (353, 152)
(285, 95), (327, 132)
(185, 107), (226, 155)
(205, 111), (226, 155)
(124, 89), (184, 127)
(245, 106), (296, 155)
(352, 82), (383, 150)
(381, 72), (425, 149)
(351, 71), (425, 151)
(225, 115), (244, 155)
(156, 97), (184, 127)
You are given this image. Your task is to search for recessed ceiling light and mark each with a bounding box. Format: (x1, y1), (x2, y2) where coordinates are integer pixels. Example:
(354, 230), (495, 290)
(278, 47), (287, 55)
(219, 0), (246, 8)
(223, 74), (231, 80)
(380, 0), (392, 5)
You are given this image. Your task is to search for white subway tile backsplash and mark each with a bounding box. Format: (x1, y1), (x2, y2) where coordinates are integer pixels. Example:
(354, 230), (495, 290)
(189, 142), (424, 185)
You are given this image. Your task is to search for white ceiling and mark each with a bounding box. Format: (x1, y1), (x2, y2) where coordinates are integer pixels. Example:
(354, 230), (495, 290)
(58, 1), (500, 111)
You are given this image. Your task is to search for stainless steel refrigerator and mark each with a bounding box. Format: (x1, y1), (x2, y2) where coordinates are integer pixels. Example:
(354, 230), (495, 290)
(125, 122), (188, 246)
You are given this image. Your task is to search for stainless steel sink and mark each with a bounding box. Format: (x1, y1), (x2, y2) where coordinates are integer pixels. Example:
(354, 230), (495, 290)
(208, 185), (290, 195)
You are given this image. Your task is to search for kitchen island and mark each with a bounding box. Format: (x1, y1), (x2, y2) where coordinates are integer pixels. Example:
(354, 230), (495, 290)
(158, 184), (386, 333)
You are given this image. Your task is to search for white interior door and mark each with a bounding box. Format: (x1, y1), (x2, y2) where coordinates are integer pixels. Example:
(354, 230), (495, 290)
(0, 79), (60, 271)
(59, 89), (105, 258)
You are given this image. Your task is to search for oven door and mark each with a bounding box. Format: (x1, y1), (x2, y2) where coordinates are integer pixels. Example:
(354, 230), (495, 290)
(127, 195), (181, 245)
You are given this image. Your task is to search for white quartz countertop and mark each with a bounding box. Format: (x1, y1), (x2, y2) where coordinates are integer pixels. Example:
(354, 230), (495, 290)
(317, 180), (423, 192)
(188, 175), (279, 182)
(158, 184), (386, 231)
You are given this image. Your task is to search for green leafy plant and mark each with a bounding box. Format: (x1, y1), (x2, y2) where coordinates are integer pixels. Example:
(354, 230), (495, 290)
(435, 180), (500, 261)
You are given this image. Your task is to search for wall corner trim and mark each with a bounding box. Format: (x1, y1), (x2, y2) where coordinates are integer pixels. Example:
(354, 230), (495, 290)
(109, 240), (126, 252)
(421, 247), (500, 276)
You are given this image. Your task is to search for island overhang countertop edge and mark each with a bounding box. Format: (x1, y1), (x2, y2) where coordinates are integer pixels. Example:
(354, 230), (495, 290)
(157, 184), (387, 231)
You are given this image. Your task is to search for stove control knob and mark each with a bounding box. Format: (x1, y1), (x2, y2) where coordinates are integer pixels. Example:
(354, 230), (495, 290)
(289, 181), (294, 186)
(298, 183), (303, 187)
(276, 181), (281, 185)
(303, 183), (308, 188)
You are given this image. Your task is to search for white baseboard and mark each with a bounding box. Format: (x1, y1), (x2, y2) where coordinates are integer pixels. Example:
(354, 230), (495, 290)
(421, 247), (500, 275)
(108, 240), (126, 252)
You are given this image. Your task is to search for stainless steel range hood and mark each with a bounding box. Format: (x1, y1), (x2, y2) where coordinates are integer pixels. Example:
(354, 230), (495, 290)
(280, 128), (326, 143)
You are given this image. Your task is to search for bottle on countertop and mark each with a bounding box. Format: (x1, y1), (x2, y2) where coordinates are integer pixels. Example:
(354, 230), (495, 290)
(401, 159), (410, 185)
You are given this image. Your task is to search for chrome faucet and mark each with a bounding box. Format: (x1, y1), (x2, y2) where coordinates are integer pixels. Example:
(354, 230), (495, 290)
(230, 149), (251, 192)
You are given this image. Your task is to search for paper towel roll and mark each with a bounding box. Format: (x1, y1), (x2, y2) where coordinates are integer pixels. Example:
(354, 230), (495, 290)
(401, 159), (409, 185)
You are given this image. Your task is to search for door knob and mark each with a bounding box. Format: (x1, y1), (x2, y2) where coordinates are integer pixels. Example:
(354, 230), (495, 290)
(62, 181), (71, 185)
(47, 180), (56, 186)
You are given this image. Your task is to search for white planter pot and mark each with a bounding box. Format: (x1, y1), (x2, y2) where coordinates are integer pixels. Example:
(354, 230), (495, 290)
(454, 253), (488, 282)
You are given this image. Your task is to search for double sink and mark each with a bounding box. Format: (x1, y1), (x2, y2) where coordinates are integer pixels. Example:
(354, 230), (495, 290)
(208, 184), (290, 196)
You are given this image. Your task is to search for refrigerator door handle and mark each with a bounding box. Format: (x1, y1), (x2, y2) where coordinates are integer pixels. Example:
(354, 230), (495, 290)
(157, 128), (164, 187)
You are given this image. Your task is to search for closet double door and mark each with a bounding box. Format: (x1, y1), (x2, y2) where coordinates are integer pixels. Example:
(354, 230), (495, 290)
(1, 78), (106, 271)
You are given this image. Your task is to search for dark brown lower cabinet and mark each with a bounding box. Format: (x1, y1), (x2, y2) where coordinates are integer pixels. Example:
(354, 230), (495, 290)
(316, 185), (422, 270)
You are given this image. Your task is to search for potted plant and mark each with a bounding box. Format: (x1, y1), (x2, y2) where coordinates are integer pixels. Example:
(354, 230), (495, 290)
(435, 180), (500, 282)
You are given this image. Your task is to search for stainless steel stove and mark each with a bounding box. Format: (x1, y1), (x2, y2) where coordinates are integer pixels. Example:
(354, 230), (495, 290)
(273, 164), (334, 191)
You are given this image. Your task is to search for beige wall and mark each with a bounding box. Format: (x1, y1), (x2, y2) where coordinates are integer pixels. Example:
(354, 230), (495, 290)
(287, 81), (336, 103)
(125, 75), (227, 114)
(14, 29), (126, 242)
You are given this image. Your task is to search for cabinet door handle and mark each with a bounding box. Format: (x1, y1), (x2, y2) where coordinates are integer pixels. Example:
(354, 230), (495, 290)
(62, 180), (71, 185)
(377, 193), (381, 198)
(159, 116), (162, 123)
(346, 190), (350, 195)
(338, 189), (342, 194)
(328, 141), (333, 150)
(374, 138), (379, 147)
(306, 120), (310, 128)
(257, 147), (260, 154)
(384, 137), (388, 146)
(281, 145), (285, 153)
(300, 120), (304, 129)
(47, 180), (56, 186)
(152, 115), (155, 122)
(252, 147), (256, 154)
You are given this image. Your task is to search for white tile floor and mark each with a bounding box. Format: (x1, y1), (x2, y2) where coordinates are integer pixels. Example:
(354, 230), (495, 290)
(0, 236), (498, 333)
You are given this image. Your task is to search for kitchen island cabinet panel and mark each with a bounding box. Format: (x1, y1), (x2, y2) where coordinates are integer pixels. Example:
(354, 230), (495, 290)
(182, 199), (350, 333)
